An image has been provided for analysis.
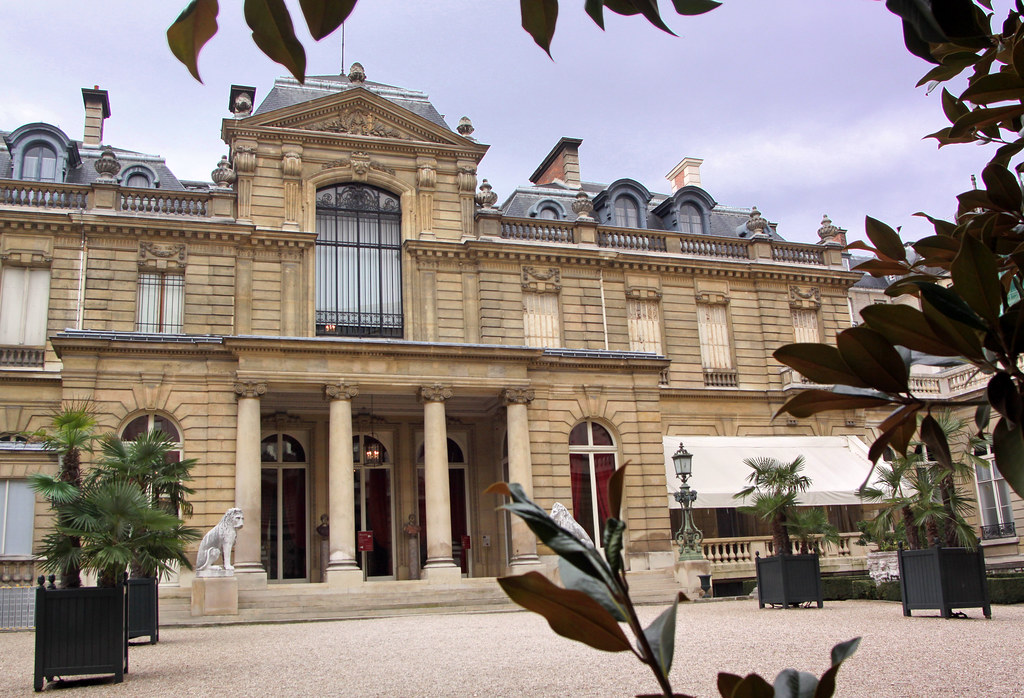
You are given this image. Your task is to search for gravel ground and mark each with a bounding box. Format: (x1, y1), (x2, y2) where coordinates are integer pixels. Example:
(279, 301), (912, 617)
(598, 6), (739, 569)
(1, 599), (1020, 697)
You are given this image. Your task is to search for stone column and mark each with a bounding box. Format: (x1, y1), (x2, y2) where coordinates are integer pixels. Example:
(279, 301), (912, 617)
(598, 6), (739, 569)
(325, 383), (363, 588)
(233, 381), (267, 589)
(232, 144), (257, 222)
(502, 388), (541, 570)
(420, 384), (460, 582)
(282, 148), (303, 231)
(280, 247), (301, 336)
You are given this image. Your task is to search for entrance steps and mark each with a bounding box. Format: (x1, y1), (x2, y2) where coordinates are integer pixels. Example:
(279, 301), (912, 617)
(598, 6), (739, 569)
(159, 569), (684, 627)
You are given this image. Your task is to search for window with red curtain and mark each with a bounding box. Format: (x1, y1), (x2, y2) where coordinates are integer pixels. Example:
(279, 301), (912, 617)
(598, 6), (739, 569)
(568, 421), (618, 547)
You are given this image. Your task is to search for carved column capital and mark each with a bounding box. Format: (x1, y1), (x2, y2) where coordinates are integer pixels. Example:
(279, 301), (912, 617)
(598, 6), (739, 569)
(501, 388), (535, 406)
(234, 381), (267, 399)
(233, 146), (257, 174)
(325, 383), (359, 401)
(282, 151), (303, 178)
(419, 384), (453, 403)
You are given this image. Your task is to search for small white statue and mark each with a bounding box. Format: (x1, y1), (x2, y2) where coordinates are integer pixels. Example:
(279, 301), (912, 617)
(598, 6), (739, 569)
(550, 502), (594, 547)
(196, 507), (244, 577)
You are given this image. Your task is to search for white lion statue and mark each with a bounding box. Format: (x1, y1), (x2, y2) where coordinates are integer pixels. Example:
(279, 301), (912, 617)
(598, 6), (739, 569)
(195, 507), (244, 575)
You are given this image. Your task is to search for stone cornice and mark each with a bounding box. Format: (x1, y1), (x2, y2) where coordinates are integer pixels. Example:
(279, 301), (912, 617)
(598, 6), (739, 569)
(223, 126), (488, 162)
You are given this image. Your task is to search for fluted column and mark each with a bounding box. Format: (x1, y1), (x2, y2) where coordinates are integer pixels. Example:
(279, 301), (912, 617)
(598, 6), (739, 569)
(420, 384), (459, 581)
(233, 381), (267, 588)
(503, 388), (541, 569)
(325, 383), (362, 587)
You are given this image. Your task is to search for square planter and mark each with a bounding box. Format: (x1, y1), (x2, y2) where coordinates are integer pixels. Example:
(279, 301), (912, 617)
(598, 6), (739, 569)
(898, 546), (991, 619)
(34, 577), (128, 691)
(755, 553), (823, 608)
(127, 577), (159, 644)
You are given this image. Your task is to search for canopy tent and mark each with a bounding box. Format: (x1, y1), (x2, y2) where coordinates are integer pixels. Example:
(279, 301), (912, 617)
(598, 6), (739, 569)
(662, 436), (875, 509)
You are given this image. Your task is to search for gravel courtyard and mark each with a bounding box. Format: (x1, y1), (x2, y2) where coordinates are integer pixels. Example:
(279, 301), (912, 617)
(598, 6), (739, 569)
(1, 599), (1020, 697)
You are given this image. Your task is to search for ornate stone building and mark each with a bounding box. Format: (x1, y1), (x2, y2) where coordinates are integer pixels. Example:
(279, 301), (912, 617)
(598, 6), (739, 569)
(8, 65), (1011, 596)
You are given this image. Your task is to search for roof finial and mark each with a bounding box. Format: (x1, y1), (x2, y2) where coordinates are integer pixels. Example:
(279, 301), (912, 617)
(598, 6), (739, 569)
(457, 116), (475, 137)
(348, 62), (366, 84)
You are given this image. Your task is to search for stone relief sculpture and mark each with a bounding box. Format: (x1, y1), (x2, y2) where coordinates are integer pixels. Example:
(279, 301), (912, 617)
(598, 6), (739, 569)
(195, 507), (244, 577)
(550, 502), (594, 547)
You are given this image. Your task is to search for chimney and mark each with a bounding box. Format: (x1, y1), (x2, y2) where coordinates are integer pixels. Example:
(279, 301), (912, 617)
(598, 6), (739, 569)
(666, 157), (703, 192)
(82, 87), (111, 147)
(529, 137), (583, 189)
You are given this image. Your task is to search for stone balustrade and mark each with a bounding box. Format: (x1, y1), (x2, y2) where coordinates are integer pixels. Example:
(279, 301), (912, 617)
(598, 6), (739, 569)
(0, 345), (45, 368)
(120, 188), (210, 216)
(0, 178), (235, 219)
(0, 180), (90, 209)
(0, 557), (37, 586)
(702, 533), (868, 581)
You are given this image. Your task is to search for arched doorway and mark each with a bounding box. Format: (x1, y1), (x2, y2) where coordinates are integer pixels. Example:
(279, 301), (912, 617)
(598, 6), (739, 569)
(260, 433), (309, 581)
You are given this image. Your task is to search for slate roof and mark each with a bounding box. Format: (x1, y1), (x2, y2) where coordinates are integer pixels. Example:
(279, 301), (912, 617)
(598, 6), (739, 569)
(254, 75), (451, 131)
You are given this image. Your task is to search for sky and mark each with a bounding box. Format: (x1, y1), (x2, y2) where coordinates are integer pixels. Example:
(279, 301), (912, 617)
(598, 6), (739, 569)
(0, 0), (996, 244)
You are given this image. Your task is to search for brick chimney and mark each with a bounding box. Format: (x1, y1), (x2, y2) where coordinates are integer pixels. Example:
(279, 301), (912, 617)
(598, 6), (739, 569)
(530, 137), (583, 189)
(82, 87), (111, 147)
(666, 157), (703, 192)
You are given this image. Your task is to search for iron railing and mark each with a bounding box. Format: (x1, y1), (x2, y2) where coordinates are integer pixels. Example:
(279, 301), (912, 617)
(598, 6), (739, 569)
(981, 522), (1017, 540)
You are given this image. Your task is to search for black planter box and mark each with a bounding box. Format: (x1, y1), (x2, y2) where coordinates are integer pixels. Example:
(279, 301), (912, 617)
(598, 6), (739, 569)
(898, 546), (991, 619)
(127, 577), (159, 644)
(755, 553), (823, 608)
(34, 578), (128, 691)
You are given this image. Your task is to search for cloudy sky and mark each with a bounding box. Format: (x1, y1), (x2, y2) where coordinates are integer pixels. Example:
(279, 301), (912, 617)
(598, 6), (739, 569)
(1, 0), (993, 244)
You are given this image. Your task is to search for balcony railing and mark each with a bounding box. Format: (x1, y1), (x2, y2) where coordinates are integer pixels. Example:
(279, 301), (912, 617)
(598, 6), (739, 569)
(981, 522), (1017, 540)
(704, 369), (738, 388)
(702, 533), (868, 580)
(597, 228), (667, 252)
(0, 180), (89, 209)
(501, 219), (575, 243)
(120, 188), (209, 216)
(0, 178), (227, 219)
(0, 346), (44, 368)
(771, 243), (825, 265)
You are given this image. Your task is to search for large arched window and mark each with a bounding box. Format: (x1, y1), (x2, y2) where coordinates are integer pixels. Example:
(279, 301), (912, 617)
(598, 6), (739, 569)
(568, 420), (619, 545)
(22, 143), (58, 182)
(315, 183), (403, 338)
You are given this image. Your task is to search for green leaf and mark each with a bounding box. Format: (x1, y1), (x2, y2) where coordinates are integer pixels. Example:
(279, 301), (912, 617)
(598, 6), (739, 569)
(642, 592), (682, 678)
(497, 572), (633, 652)
(773, 344), (871, 388)
(829, 637), (861, 667)
(916, 282), (988, 331)
(920, 297), (986, 361)
(920, 413), (953, 470)
(869, 404), (923, 462)
(614, 0), (676, 35)
(772, 669), (819, 698)
(557, 557), (627, 621)
(981, 162), (1024, 211)
(993, 416), (1024, 499)
(244, 0), (307, 82)
(961, 71), (1024, 105)
(718, 674), (743, 697)
(607, 463), (627, 519)
(897, 17), (939, 64)
(860, 304), (963, 357)
(167, 0), (220, 82)
(885, 0), (948, 43)
(941, 87), (970, 123)
(521, 0), (558, 57)
(298, 0), (356, 40)
(584, 0), (606, 28)
(836, 327), (910, 395)
(602, 517), (626, 576)
(851, 259), (913, 276)
(948, 103), (1024, 139)
(912, 213), (957, 238)
(814, 637), (862, 697)
(670, 0), (722, 15)
(775, 390), (893, 420)
(726, 673), (776, 698)
(988, 372), (1022, 424)
(864, 216), (907, 262)
(911, 234), (959, 264)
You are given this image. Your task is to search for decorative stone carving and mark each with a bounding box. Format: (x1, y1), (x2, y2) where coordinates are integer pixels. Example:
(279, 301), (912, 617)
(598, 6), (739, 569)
(457, 116), (475, 137)
(348, 62), (366, 84)
(458, 166), (477, 194)
(746, 205), (767, 235)
(867, 550), (900, 584)
(572, 191), (594, 220)
(93, 149), (121, 182)
(234, 381), (267, 399)
(501, 388), (535, 406)
(310, 108), (405, 139)
(817, 214), (847, 246)
(475, 179), (498, 209)
(233, 146), (257, 174)
(325, 383), (359, 401)
(522, 266), (561, 293)
(282, 151), (303, 178)
(195, 508), (244, 577)
(232, 92), (253, 117)
(139, 241), (187, 271)
(419, 384), (453, 402)
(320, 155), (395, 176)
(550, 503), (594, 547)
(418, 164), (437, 189)
(789, 286), (822, 309)
(211, 156), (236, 188)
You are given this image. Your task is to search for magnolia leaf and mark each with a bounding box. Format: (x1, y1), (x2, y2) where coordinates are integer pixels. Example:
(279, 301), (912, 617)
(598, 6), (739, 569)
(976, 402), (992, 433)
(886, 0), (948, 43)
(718, 674), (744, 697)
(772, 669), (819, 698)
(521, 0), (558, 56)
(775, 390), (893, 420)
(987, 372), (1022, 423)
(814, 637), (862, 698)
(916, 282), (988, 331)
(836, 327), (910, 395)
(724, 673), (776, 698)
(167, 0), (220, 82)
(949, 103), (1024, 139)
(1013, 29), (1024, 77)
(642, 593), (682, 678)
(897, 16), (940, 63)
(851, 259), (913, 276)
(602, 517), (626, 576)
(244, 0), (306, 82)
(921, 298), (986, 362)
(941, 87), (971, 123)
(912, 213), (957, 238)
(860, 304), (963, 357)
(772, 344), (870, 388)
(916, 59), (974, 88)
(613, 0), (676, 34)
(991, 140), (1024, 167)
(961, 71), (1024, 105)
(608, 462), (627, 519)
(298, 0), (357, 40)
(558, 557), (627, 621)
(982, 161), (1024, 211)
(497, 572), (633, 652)
(920, 413), (953, 471)
(956, 188), (995, 214)
(670, 0), (722, 15)
(993, 416), (1024, 499)
(864, 216), (907, 262)
(910, 234), (959, 264)
(584, 0), (607, 28)
(868, 403), (922, 462)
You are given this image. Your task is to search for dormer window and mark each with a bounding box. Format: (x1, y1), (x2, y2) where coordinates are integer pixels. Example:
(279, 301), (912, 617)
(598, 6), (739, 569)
(652, 185), (715, 236)
(121, 165), (158, 189)
(527, 198), (566, 221)
(679, 203), (701, 234)
(614, 197), (639, 228)
(126, 172), (151, 188)
(538, 206), (559, 220)
(22, 144), (58, 182)
(593, 179), (651, 229)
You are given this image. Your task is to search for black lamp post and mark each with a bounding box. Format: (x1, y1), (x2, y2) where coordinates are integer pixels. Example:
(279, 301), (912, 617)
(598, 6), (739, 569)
(672, 442), (704, 560)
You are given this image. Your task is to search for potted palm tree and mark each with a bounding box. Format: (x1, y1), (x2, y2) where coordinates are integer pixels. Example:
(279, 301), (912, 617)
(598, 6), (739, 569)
(786, 507), (840, 555)
(735, 455), (823, 609)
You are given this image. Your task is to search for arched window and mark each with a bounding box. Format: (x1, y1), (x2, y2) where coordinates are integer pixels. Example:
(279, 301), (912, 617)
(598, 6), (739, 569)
(568, 420), (619, 545)
(22, 143), (58, 182)
(121, 413), (181, 445)
(538, 206), (560, 220)
(614, 197), (640, 228)
(261, 433), (307, 463)
(315, 183), (403, 338)
(119, 413), (188, 518)
(679, 203), (702, 234)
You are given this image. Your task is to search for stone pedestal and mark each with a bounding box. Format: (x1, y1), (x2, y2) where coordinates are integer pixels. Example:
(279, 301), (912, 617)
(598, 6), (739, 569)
(674, 558), (712, 599)
(191, 576), (239, 616)
(326, 567), (363, 589)
(423, 564), (463, 584)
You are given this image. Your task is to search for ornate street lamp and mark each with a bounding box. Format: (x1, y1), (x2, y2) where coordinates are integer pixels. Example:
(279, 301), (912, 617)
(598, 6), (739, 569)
(672, 442), (704, 560)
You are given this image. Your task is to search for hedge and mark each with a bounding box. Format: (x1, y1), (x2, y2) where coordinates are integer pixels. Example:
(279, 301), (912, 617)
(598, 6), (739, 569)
(816, 574), (1024, 604)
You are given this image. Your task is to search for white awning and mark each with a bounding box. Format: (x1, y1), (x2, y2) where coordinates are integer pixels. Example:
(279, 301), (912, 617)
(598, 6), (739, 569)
(663, 436), (874, 509)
